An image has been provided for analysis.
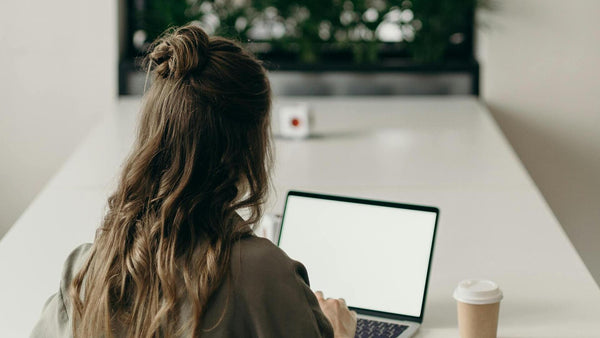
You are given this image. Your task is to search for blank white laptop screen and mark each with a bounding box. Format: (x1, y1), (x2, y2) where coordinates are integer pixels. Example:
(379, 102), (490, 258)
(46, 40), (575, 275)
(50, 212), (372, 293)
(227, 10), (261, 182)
(278, 194), (437, 317)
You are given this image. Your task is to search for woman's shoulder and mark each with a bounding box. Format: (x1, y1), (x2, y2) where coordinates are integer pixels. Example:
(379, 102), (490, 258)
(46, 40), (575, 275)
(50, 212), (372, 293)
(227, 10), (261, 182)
(231, 235), (305, 283)
(31, 243), (92, 337)
(62, 243), (93, 280)
(58, 243), (92, 307)
(233, 235), (294, 267)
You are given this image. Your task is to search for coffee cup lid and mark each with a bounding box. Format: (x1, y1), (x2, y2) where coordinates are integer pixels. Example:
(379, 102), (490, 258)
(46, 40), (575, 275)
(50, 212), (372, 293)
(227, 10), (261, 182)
(453, 279), (503, 305)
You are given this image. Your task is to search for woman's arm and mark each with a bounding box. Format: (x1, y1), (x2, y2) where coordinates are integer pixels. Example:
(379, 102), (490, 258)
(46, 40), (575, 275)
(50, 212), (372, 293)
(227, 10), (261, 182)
(230, 237), (336, 338)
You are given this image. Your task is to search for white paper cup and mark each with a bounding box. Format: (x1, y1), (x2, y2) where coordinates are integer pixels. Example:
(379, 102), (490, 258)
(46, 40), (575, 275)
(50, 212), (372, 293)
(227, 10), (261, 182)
(453, 280), (503, 338)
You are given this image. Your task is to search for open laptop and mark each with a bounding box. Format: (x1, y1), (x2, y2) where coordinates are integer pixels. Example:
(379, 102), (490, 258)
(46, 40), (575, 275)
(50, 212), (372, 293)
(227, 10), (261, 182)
(278, 191), (439, 338)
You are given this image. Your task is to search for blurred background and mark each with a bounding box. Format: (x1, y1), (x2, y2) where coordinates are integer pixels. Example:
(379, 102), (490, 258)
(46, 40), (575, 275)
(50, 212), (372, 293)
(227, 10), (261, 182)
(0, 0), (598, 286)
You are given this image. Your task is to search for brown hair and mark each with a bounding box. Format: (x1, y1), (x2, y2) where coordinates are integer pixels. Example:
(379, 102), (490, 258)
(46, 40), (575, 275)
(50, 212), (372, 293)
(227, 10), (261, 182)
(70, 24), (272, 337)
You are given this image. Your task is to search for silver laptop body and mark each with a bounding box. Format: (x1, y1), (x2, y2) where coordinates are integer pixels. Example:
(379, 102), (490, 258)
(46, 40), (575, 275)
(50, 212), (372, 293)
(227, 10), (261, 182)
(278, 191), (439, 337)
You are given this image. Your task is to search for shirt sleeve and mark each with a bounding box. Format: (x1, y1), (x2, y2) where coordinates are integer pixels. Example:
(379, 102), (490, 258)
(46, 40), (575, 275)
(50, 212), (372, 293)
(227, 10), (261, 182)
(30, 243), (92, 338)
(231, 237), (334, 338)
(291, 260), (336, 338)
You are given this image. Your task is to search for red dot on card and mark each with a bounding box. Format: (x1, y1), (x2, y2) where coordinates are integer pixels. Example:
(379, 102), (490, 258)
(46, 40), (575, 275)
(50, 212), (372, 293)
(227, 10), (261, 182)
(291, 118), (300, 127)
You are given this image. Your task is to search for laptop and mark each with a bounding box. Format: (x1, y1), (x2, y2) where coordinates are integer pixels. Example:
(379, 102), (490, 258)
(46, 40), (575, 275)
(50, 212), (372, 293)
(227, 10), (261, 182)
(278, 191), (439, 338)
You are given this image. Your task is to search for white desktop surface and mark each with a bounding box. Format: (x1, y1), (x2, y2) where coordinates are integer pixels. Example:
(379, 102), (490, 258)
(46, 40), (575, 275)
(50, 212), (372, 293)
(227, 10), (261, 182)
(1, 96), (599, 337)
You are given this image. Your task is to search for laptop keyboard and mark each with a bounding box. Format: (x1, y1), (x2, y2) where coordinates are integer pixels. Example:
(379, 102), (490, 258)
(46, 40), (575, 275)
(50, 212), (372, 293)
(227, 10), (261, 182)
(355, 318), (409, 338)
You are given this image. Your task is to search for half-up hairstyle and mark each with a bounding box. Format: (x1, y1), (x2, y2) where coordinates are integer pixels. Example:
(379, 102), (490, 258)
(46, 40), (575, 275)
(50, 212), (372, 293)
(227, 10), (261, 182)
(70, 24), (272, 337)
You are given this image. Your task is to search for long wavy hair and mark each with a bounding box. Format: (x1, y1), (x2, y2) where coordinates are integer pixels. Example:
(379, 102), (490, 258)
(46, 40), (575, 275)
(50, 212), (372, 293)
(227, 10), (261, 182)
(70, 24), (272, 337)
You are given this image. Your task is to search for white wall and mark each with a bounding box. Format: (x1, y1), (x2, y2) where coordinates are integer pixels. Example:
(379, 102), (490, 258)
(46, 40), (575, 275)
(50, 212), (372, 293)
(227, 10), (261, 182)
(477, 1), (600, 284)
(0, 1), (117, 237)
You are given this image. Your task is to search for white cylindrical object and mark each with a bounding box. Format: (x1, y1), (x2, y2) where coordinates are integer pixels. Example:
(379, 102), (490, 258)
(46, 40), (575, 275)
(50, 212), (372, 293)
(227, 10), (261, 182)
(453, 279), (503, 305)
(278, 103), (311, 139)
(453, 280), (503, 338)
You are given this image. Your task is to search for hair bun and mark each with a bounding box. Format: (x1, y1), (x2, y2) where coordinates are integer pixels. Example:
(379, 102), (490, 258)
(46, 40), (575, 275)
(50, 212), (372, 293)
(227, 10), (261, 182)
(148, 25), (210, 79)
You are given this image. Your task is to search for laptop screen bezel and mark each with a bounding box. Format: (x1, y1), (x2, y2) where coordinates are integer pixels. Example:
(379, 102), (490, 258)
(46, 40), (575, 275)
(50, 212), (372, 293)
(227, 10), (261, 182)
(277, 190), (439, 324)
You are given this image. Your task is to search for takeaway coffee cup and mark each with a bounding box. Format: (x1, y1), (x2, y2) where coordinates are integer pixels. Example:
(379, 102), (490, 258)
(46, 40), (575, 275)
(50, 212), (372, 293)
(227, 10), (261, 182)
(453, 280), (503, 338)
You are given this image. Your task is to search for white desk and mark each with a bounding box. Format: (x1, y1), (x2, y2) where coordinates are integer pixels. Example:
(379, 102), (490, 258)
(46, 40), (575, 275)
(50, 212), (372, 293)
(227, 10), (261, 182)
(1, 96), (599, 337)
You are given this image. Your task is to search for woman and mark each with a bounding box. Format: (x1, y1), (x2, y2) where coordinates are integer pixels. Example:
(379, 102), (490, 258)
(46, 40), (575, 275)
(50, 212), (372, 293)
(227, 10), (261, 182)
(32, 25), (356, 337)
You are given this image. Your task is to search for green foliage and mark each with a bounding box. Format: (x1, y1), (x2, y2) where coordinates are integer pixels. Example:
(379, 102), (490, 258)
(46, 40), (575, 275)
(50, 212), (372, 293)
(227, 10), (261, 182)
(138, 0), (200, 41)
(135, 0), (485, 64)
(409, 0), (478, 63)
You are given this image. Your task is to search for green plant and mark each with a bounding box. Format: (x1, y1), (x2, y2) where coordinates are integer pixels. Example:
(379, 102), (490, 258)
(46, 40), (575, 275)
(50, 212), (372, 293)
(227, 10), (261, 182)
(409, 0), (479, 63)
(135, 0), (487, 64)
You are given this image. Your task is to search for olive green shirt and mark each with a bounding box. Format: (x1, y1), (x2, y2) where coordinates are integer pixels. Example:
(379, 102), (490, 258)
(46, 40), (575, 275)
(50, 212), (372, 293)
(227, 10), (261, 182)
(31, 236), (334, 337)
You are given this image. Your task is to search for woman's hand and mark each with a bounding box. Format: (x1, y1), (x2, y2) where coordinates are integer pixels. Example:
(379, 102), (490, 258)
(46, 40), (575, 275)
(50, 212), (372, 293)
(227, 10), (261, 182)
(315, 291), (357, 338)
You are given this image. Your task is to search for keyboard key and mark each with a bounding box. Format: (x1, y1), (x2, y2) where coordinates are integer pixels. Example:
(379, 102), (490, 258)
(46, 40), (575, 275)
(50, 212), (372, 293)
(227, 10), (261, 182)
(355, 318), (409, 338)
